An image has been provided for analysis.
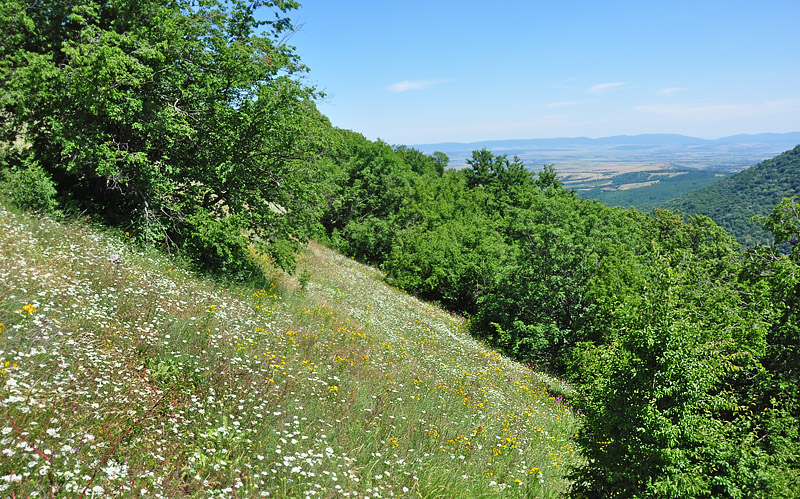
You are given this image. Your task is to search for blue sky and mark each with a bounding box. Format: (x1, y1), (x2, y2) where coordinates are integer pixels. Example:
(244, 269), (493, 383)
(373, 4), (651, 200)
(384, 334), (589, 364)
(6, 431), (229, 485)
(285, 0), (800, 145)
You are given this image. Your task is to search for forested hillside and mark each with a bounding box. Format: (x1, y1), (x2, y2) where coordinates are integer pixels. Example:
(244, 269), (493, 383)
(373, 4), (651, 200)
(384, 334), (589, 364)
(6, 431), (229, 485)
(316, 138), (800, 497)
(668, 145), (800, 246)
(2, 1), (800, 497)
(576, 169), (728, 211)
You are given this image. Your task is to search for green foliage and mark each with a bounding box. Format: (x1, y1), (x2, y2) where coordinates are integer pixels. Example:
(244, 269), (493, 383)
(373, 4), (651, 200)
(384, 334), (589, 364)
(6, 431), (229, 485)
(318, 130), (417, 264)
(738, 198), (800, 495)
(2, 0), (327, 274)
(431, 151), (450, 174)
(756, 196), (800, 249)
(572, 253), (771, 497)
(393, 145), (446, 176)
(298, 268), (312, 293)
(464, 148), (537, 210)
(385, 208), (507, 312)
(473, 195), (652, 366)
(2, 159), (58, 213)
(570, 202), (800, 498)
(473, 196), (595, 362)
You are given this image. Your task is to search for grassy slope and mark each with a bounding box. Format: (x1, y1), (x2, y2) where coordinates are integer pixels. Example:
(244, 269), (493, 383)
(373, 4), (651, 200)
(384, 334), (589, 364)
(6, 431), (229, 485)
(0, 205), (580, 498)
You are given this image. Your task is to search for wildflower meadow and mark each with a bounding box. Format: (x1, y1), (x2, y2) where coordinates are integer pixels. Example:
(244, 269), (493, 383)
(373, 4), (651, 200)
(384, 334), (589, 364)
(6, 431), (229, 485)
(0, 203), (581, 497)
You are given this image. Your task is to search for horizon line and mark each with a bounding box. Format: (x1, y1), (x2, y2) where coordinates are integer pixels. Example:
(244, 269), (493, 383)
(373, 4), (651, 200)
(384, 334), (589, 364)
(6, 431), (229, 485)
(406, 131), (800, 147)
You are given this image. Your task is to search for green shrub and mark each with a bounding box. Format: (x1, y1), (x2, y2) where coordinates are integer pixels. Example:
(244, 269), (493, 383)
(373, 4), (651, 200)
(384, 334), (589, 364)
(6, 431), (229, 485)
(2, 160), (58, 213)
(3, 0), (326, 274)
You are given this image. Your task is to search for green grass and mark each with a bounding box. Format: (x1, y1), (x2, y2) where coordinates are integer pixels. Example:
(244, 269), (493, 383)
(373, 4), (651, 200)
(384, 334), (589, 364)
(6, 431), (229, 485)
(0, 203), (581, 497)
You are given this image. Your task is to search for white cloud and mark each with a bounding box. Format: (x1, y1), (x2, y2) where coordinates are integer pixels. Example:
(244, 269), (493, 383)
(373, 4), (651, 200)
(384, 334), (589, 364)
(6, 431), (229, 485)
(387, 79), (449, 93)
(657, 87), (688, 97)
(588, 82), (627, 94)
(544, 100), (585, 109)
(553, 77), (578, 88)
(634, 99), (800, 120)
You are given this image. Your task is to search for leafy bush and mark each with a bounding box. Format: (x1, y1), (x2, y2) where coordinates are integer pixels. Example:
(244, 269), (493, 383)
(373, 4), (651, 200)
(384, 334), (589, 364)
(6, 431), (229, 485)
(385, 214), (507, 312)
(1, 0), (328, 274)
(2, 160), (58, 213)
(319, 130), (415, 264)
(570, 201), (800, 498)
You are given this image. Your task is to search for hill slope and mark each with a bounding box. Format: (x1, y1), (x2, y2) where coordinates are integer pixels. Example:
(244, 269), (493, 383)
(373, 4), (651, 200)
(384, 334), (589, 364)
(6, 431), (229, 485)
(574, 168), (728, 211)
(0, 204), (579, 497)
(667, 145), (800, 246)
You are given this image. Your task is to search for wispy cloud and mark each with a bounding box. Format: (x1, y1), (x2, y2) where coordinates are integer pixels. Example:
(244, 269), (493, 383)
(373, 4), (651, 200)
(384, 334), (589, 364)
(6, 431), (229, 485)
(588, 82), (627, 94)
(657, 87), (687, 97)
(388, 79), (450, 93)
(544, 100), (585, 109)
(634, 99), (800, 119)
(553, 77), (578, 88)
(634, 103), (741, 118)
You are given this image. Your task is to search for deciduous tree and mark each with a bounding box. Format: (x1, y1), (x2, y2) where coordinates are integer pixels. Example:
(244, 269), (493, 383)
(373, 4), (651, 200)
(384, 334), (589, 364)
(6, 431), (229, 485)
(1, 0), (328, 273)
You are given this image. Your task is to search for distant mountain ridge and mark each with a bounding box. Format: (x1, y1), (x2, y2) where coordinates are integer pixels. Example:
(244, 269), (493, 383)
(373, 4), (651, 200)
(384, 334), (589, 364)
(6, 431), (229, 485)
(667, 145), (800, 247)
(413, 132), (800, 152)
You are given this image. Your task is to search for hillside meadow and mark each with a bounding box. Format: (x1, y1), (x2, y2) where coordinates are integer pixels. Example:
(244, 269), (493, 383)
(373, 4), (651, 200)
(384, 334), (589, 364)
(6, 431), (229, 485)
(3, 1), (799, 496)
(0, 202), (580, 497)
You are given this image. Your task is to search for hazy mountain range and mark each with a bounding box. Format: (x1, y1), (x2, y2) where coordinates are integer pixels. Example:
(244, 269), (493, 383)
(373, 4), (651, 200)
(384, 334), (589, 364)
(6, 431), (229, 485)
(413, 132), (800, 153)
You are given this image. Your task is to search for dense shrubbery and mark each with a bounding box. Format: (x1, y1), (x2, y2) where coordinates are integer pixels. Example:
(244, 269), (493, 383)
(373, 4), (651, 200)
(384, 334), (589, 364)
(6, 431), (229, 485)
(317, 138), (800, 497)
(1, 0), (329, 275)
(2, 160), (59, 213)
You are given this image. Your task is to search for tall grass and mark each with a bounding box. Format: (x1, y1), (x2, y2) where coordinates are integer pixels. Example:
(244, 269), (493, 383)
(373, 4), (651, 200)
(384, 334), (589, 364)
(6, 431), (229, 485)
(0, 203), (582, 497)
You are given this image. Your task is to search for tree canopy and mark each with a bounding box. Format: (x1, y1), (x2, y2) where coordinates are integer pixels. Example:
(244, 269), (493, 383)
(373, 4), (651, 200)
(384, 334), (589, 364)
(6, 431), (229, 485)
(1, 0), (329, 273)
